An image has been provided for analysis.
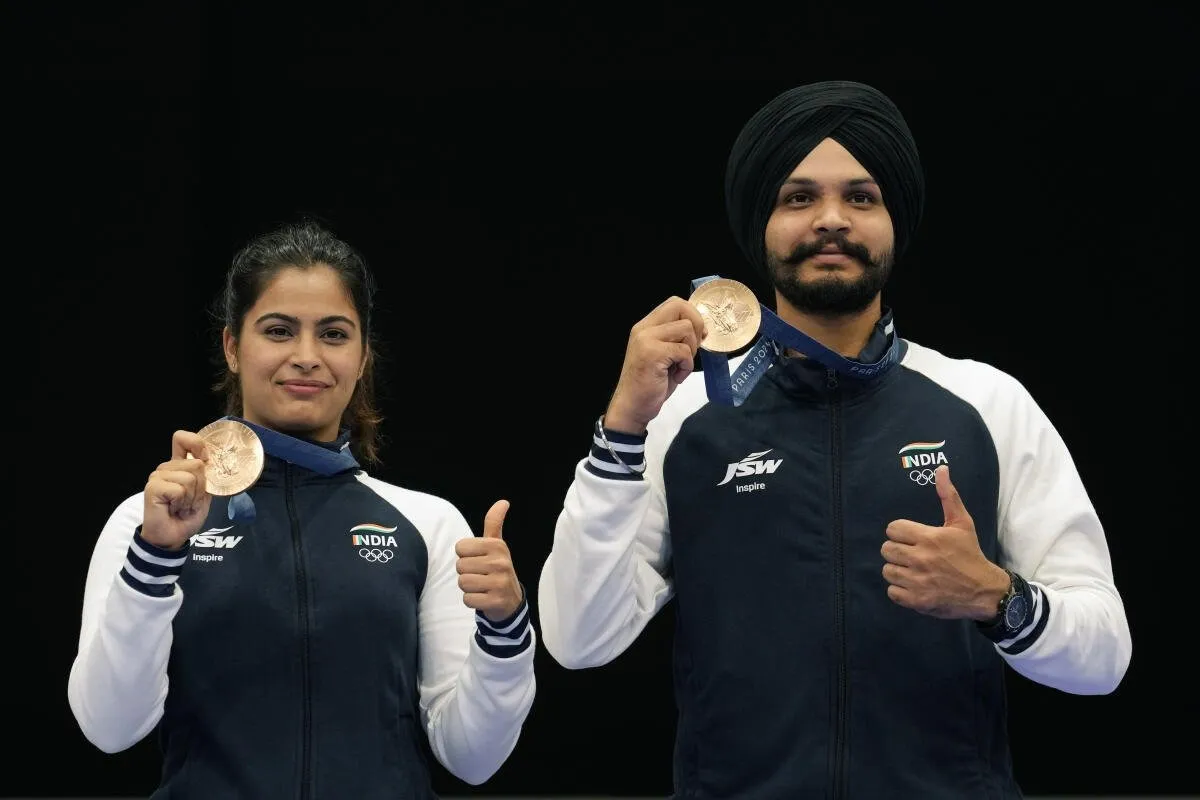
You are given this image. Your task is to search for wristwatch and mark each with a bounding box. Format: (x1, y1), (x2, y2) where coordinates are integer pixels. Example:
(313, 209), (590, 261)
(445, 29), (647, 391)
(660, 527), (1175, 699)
(977, 569), (1031, 641)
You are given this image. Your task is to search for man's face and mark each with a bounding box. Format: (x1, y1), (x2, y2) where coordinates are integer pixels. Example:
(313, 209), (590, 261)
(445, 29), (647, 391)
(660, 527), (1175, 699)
(764, 137), (895, 316)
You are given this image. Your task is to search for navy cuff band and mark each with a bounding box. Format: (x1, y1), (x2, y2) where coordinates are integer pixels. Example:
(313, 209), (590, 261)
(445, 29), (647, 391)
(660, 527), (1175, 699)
(586, 417), (647, 481)
(474, 586), (532, 658)
(119, 526), (189, 598)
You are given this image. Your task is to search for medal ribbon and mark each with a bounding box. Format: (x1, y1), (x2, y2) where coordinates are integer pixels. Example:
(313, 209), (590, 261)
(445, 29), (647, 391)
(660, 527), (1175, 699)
(222, 416), (360, 523)
(690, 274), (902, 407)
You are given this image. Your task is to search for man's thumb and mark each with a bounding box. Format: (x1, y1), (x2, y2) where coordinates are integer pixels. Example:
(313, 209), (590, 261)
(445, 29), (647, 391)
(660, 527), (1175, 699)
(935, 465), (968, 524)
(482, 499), (510, 539)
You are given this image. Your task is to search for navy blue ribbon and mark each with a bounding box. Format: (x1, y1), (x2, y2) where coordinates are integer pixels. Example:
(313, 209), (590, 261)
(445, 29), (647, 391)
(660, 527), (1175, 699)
(222, 416), (360, 522)
(691, 274), (901, 407)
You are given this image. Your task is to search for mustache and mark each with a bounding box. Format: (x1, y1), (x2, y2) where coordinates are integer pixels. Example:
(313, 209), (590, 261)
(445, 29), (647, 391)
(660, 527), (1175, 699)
(782, 234), (874, 266)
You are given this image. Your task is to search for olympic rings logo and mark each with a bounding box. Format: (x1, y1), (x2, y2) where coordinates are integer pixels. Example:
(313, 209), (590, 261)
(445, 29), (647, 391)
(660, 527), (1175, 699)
(358, 548), (394, 563)
(908, 469), (937, 486)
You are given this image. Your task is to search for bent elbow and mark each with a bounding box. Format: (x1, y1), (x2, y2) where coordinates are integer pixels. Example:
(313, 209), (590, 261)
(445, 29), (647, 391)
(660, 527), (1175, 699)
(71, 708), (140, 754)
(71, 707), (139, 754)
(1068, 631), (1133, 696)
(541, 628), (612, 670)
(1099, 635), (1133, 695)
(68, 678), (141, 754)
(1073, 666), (1127, 696)
(450, 765), (496, 787)
(441, 745), (513, 787)
(550, 649), (608, 671)
(1092, 616), (1133, 695)
(88, 731), (138, 755)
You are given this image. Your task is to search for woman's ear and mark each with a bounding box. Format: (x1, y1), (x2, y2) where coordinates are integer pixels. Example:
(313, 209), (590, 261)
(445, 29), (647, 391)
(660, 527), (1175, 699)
(222, 326), (238, 373)
(358, 346), (371, 381)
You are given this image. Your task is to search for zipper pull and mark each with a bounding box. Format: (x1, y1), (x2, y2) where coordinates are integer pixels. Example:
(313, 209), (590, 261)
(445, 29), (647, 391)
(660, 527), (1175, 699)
(826, 369), (839, 389)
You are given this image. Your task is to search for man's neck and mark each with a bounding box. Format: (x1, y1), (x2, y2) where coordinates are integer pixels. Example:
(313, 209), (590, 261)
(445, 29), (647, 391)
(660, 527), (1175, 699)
(775, 294), (883, 360)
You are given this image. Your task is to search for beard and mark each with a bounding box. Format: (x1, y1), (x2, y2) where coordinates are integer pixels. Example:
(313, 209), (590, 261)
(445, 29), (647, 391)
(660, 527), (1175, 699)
(766, 233), (894, 315)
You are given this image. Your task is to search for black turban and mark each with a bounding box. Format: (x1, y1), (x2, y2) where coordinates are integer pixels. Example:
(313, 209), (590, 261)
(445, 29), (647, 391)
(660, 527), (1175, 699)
(724, 80), (925, 280)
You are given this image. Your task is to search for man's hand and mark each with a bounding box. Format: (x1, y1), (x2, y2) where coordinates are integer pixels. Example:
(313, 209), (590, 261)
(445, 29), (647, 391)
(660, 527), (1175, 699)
(603, 297), (707, 436)
(881, 465), (1010, 620)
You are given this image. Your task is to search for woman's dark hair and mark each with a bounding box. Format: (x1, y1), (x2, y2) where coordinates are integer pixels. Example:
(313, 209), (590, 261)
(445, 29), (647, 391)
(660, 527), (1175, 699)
(211, 218), (384, 465)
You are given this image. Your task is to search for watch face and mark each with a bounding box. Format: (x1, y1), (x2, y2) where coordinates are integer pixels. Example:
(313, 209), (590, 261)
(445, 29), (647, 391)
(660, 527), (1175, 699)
(1005, 594), (1029, 630)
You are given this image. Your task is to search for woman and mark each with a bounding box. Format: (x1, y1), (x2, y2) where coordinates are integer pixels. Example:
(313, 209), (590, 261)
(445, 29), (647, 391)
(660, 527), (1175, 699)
(68, 219), (536, 798)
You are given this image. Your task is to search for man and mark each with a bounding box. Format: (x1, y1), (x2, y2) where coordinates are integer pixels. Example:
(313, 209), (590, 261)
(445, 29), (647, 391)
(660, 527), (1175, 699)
(537, 80), (1131, 799)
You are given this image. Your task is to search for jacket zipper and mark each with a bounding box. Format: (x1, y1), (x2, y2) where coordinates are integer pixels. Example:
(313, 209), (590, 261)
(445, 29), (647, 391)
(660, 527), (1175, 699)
(285, 464), (313, 800)
(827, 369), (849, 800)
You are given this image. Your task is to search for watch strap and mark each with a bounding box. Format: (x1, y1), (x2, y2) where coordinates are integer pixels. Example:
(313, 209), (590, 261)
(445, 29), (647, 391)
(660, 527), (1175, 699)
(976, 568), (1031, 642)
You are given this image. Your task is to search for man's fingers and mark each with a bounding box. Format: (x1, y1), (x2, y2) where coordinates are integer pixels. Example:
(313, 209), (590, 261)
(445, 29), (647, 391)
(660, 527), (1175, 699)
(638, 297), (707, 340)
(934, 465), (971, 528)
(885, 519), (924, 545)
(675, 298), (708, 340)
(666, 341), (697, 373)
(631, 322), (701, 374)
(881, 562), (912, 588)
(886, 584), (914, 608)
(880, 540), (917, 567)
(650, 318), (704, 349)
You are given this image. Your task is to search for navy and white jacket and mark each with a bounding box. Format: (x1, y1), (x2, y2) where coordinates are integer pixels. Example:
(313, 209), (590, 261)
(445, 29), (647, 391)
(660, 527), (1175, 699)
(539, 319), (1131, 799)
(69, 432), (536, 799)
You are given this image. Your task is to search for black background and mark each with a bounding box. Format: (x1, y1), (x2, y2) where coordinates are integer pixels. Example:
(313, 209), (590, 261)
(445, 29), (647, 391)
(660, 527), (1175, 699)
(11, 3), (1197, 797)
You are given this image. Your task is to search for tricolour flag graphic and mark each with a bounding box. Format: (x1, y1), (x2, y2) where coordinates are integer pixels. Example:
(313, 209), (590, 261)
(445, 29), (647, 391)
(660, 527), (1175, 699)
(897, 440), (946, 454)
(350, 523), (399, 534)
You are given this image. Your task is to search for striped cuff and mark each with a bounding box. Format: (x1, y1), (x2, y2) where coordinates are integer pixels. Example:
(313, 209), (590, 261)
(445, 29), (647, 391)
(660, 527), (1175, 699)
(474, 587), (532, 658)
(585, 417), (647, 481)
(119, 526), (190, 598)
(994, 583), (1049, 655)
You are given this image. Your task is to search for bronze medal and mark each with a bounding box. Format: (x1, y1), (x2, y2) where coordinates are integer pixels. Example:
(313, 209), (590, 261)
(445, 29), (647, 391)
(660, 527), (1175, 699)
(195, 419), (265, 496)
(688, 278), (761, 353)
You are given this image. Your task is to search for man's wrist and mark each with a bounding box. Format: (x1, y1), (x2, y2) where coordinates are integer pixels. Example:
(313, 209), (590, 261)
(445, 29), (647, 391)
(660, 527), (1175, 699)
(976, 568), (1035, 643)
(973, 564), (1014, 622)
(587, 415), (647, 480)
(601, 409), (647, 437)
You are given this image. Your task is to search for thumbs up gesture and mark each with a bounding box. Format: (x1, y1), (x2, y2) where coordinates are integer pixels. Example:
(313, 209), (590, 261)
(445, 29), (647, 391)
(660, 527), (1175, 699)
(455, 499), (525, 622)
(880, 466), (1011, 620)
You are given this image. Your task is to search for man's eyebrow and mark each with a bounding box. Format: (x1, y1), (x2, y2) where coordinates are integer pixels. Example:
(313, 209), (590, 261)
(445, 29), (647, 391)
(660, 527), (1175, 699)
(779, 177), (879, 188)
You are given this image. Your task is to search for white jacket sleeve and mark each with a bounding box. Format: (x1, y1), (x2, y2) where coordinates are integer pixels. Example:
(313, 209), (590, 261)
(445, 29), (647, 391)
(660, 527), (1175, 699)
(416, 500), (536, 786)
(991, 370), (1132, 695)
(67, 493), (186, 753)
(537, 420), (675, 669)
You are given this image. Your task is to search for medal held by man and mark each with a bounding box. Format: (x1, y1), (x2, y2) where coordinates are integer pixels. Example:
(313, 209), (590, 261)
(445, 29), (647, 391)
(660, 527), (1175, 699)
(688, 278), (762, 354)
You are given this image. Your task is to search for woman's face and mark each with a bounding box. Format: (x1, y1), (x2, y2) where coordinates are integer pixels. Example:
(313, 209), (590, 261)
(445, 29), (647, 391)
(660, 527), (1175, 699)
(223, 264), (365, 441)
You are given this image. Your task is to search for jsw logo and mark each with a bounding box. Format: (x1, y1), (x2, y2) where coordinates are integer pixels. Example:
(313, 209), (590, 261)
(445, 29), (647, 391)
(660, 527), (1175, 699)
(717, 449), (783, 486)
(191, 533), (244, 548)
